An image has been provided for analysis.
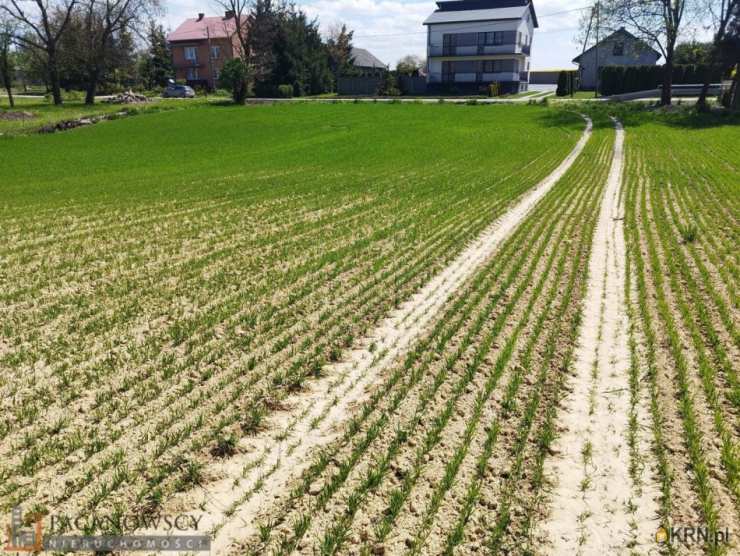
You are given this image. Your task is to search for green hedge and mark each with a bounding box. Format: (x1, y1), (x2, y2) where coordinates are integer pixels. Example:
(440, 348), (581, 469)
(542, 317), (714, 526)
(599, 64), (724, 96)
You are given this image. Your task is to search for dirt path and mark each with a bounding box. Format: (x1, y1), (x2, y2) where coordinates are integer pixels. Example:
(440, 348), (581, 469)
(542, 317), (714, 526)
(165, 116), (593, 555)
(539, 119), (660, 554)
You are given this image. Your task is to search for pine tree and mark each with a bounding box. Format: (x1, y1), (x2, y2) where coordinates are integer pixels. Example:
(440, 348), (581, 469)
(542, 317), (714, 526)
(140, 21), (173, 90)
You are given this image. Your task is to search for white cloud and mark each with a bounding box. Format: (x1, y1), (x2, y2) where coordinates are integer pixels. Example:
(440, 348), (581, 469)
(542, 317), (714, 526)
(161, 0), (593, 70)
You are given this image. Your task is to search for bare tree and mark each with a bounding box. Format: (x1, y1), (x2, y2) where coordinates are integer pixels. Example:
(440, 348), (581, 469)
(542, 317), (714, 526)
(0, 13), (16, 106)
(694, 0), (739, 110)
(214, 0), (249, 60)
(601, 0), (689, 105)
(77, 0), (159, 104)
(1, 0), (78, 105)
(213, 0), (251, 96)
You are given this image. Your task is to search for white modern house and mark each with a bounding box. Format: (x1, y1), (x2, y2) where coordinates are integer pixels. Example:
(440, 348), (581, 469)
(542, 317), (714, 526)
(424, 0), (538, 93)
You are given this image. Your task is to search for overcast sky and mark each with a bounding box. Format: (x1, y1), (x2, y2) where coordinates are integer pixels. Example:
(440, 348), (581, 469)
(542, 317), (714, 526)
(160, 0), (709, 70)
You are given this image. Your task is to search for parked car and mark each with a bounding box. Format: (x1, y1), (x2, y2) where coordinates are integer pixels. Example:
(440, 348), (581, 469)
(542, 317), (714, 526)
(163, 84), (196, 98)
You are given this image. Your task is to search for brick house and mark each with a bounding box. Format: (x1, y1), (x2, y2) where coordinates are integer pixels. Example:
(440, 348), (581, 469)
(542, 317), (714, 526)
(167, 12), (244, 89)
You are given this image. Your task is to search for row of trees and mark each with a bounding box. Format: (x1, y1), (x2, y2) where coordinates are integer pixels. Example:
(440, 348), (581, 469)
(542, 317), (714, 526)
(585, 0), (739, 108)
(0, 0), (358, 106)
(0, 0), (166, 105)
(215, 0), (355, 102)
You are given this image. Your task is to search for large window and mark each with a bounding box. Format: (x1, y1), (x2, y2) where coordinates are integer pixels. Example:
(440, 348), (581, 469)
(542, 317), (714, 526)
(184, 46), (197, 62)
(442, 60), (517, 74)
(443, 31), (513, 50)
(481, 31), (505, 45)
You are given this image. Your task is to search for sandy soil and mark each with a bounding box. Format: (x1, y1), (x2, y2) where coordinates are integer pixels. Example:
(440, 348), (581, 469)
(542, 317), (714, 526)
(539, 119), (661, 554)
(171, 117), (594, 554)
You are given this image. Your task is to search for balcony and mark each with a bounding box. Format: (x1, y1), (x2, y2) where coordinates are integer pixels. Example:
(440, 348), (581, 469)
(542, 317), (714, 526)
(429, 44), (530, 57)
(431, 72), (521, 84)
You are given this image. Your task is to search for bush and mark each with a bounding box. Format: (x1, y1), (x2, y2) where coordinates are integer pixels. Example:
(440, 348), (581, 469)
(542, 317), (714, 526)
(277, 84), (294, 98)
(377, 72), (401, 96)
(488, 82), (501, 97)
(218, 59), (248, 104)
(556, 71), (568, 96)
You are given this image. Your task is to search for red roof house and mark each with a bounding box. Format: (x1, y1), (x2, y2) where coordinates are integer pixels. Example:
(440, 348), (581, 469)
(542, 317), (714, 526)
(167, 12), (245, 89)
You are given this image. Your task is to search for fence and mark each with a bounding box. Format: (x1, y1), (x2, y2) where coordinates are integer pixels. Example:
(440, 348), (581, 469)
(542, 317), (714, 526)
(337, 77), (383, 96)
(398, 75), (428, 95)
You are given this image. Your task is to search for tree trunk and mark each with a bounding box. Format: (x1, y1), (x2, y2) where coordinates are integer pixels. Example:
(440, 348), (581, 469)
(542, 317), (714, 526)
(696, 59), (713, 112)
(47, 45), (63, 105)
(4, 83), (13, 107)
(661, 48), (674, 106)
(697, 41), (722, 113)
(85, 68), (99, 105)
(0, 58), (13, 108)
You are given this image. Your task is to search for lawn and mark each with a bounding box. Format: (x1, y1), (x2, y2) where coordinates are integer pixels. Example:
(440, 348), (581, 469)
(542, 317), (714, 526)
(0, 102), (583, 535)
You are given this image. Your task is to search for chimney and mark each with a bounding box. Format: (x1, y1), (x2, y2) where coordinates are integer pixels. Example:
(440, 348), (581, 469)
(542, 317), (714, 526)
(224, 10), (235, 19)
(197, 13), (205, 21)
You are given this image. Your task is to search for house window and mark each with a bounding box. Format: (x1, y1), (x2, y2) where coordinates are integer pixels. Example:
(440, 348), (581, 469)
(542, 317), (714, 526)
(613, 42), (624, 56)
(481, 32), (505, 46)
(213, 68), (220, 80)
(187, 67), (199, 80)
(480, 60), (503, 73)
(184, 46), (197, 62)
(211, 46), (220, 59)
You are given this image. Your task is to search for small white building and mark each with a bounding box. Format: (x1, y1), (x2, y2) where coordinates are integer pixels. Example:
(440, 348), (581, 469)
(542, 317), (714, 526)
(424, 0), (538, 94)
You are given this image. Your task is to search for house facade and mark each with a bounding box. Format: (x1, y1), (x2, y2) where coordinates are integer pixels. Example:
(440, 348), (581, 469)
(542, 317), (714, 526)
(167, 12), (243, 89)
(573, 27), (661, 90)
(424, 0), (538, 94)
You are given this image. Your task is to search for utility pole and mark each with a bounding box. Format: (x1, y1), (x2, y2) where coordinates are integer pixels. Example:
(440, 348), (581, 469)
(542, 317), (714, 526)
(594, 1), (600, 98)
(579, 6), (594, 97)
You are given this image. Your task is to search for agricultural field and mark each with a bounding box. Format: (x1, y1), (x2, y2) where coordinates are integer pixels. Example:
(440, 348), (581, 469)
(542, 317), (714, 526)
(621, 111), (740, 550)
(0, 101), (737, 555)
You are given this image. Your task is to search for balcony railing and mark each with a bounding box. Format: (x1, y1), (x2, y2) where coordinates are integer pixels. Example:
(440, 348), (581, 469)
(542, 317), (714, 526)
(430, 44), (531, 57)
(432, 72), (521, 84)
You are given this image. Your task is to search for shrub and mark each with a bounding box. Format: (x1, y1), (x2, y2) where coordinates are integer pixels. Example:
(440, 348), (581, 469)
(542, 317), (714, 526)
(488, 82), (501, 97)
(377, 72), (401, 96)
(277, 84), (294, 98)
(218, 59), (248, 104)
(556, 71), (568, 96)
